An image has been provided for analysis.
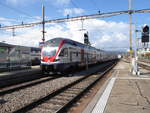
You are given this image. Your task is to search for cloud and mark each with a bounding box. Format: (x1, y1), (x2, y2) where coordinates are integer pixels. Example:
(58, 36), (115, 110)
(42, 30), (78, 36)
(44, 0), (71, 6)
(6, 0), (18, 4)
(63, 8), (85, 16)
(6, 0), (70, 7)
(65, 19), (129, 48)
(0, 17), (18, 26)
(0, 17), (130, 51)
(5, 0), (70, 6)
(6, 0), (38, 5)
(55, 0), (70, 5)
(6, 0), (26, 5)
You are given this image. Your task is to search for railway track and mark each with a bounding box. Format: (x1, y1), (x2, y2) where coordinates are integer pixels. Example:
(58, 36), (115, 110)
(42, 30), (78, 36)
(0, 72), (43, 88)
(123, 58), (150, 70)
(0, 60), (117, 113)
(17, 61), (116, 113)
(0, 75), (60, 96)
(139, 59), (150, 64)
(138, 62), (150, 70)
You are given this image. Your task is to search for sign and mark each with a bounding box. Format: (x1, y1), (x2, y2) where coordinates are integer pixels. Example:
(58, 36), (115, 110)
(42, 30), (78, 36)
(39, 42), (45, 48)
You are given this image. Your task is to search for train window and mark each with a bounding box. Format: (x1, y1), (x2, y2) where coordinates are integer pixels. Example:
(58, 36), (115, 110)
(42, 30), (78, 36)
(43, 48), (56, 57)
(0, 47), (7, 53)
(59, 50), (63, 56)
(76, 52), (78, 56)
(59, 48), (68, 57)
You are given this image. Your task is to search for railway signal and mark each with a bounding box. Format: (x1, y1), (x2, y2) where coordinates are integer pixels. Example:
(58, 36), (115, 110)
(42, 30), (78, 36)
(141, 24), (149, 48)
(84, 32), (90, 70)
(142, 25), (149, 43)
(84, 32), (89, 45)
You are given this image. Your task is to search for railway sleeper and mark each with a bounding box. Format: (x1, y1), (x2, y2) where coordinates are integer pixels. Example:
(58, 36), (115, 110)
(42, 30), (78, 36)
(38, 102), (61, 110)
(67, 87), (83, 91)
(67, 89), (83, 93)
(59, 93), (76, 98)
(47, 99), (68, 105)
(53, 96), (72, 101)
(72, 82), (94, 89)
(63, 90), (80, 94)
(30, 107), (55, 113)
(37, 102), (64, 113)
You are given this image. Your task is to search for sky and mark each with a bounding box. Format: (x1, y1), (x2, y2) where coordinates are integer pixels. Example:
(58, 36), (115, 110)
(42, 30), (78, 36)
(0, 0), (150, 51)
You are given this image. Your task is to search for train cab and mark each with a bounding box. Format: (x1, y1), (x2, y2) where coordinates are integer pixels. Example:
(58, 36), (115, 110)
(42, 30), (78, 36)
(41, 38), (65, 73)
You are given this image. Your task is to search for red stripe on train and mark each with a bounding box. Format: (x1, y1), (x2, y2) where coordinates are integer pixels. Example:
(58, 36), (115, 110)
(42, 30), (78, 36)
(42, 40), (65, 62)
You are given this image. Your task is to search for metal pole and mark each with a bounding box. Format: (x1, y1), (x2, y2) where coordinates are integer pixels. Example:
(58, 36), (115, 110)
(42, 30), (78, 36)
(135, 30), (138, 57)
(135, 29), (140, 75)
(12, 28), (15, 37)
(86, 45), (88, 70)
(42, 5), (45, 42)
(80, 20), (88, 70)
(129, 0), (133, 57)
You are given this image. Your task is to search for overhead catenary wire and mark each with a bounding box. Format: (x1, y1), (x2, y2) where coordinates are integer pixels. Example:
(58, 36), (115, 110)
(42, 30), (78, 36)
(70, 0), (80, 9)
(89, 0), (100, 11)
(0, 8), (150, 30)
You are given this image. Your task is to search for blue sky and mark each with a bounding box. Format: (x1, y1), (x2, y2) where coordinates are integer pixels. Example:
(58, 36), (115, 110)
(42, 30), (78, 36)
(0, 0), (149, 24)
(0, 0), (150, 51)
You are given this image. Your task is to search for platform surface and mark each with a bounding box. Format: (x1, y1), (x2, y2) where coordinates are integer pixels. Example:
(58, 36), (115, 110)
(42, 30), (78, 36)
(104, 61), (150, 113)
(0, 66), (40, 80)
(83, 60), (150, 113)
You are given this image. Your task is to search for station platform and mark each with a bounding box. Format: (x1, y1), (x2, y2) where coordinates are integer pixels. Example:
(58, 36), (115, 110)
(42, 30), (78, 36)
(83, 60), (150, 113)
(0, 66), (41, 81)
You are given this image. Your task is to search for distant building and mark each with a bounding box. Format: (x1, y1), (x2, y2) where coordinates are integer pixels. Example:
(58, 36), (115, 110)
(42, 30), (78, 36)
(138, 48), (150, 59)
(39, 42), (45, 48)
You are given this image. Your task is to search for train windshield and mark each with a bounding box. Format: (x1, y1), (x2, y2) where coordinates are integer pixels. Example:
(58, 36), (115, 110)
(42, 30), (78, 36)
(42, 47), (57, 57)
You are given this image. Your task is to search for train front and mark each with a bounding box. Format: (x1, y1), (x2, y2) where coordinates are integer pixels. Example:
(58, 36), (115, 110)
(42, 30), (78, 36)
(40, 38), (63, 73)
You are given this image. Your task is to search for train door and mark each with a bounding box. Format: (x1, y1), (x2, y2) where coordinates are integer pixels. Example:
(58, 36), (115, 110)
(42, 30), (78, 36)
(0, 46), (9, 70)
(68, 47), (73, 62)
(59, 48), (68, 63)
(70, 51), (72, 62)
(81, 49), (84, 63)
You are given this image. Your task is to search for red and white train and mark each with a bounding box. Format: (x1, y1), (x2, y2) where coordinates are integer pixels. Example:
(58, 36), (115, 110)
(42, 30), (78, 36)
(41, 37), (117, 73)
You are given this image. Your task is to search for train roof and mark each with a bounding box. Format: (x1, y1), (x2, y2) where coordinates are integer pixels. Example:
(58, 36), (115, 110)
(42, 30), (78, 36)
(0, 42), (41, 51)
(0, 42), (13, 48)
(45, 37), (103, 51)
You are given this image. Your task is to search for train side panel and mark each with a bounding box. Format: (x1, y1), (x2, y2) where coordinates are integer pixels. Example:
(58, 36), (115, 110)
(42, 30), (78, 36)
(0, 42), (41, 72)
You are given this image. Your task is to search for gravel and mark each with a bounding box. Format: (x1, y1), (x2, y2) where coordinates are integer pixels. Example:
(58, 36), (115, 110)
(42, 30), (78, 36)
(0, 76), (81, 113)
(0, 62), (112, 113)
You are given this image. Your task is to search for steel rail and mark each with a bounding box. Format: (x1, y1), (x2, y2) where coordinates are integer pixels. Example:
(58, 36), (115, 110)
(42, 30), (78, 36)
(138, 61), (150, 70)
(12, 60), (117, 113)
(56, 61), (117, 113)
(0, 75), (60, 96)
